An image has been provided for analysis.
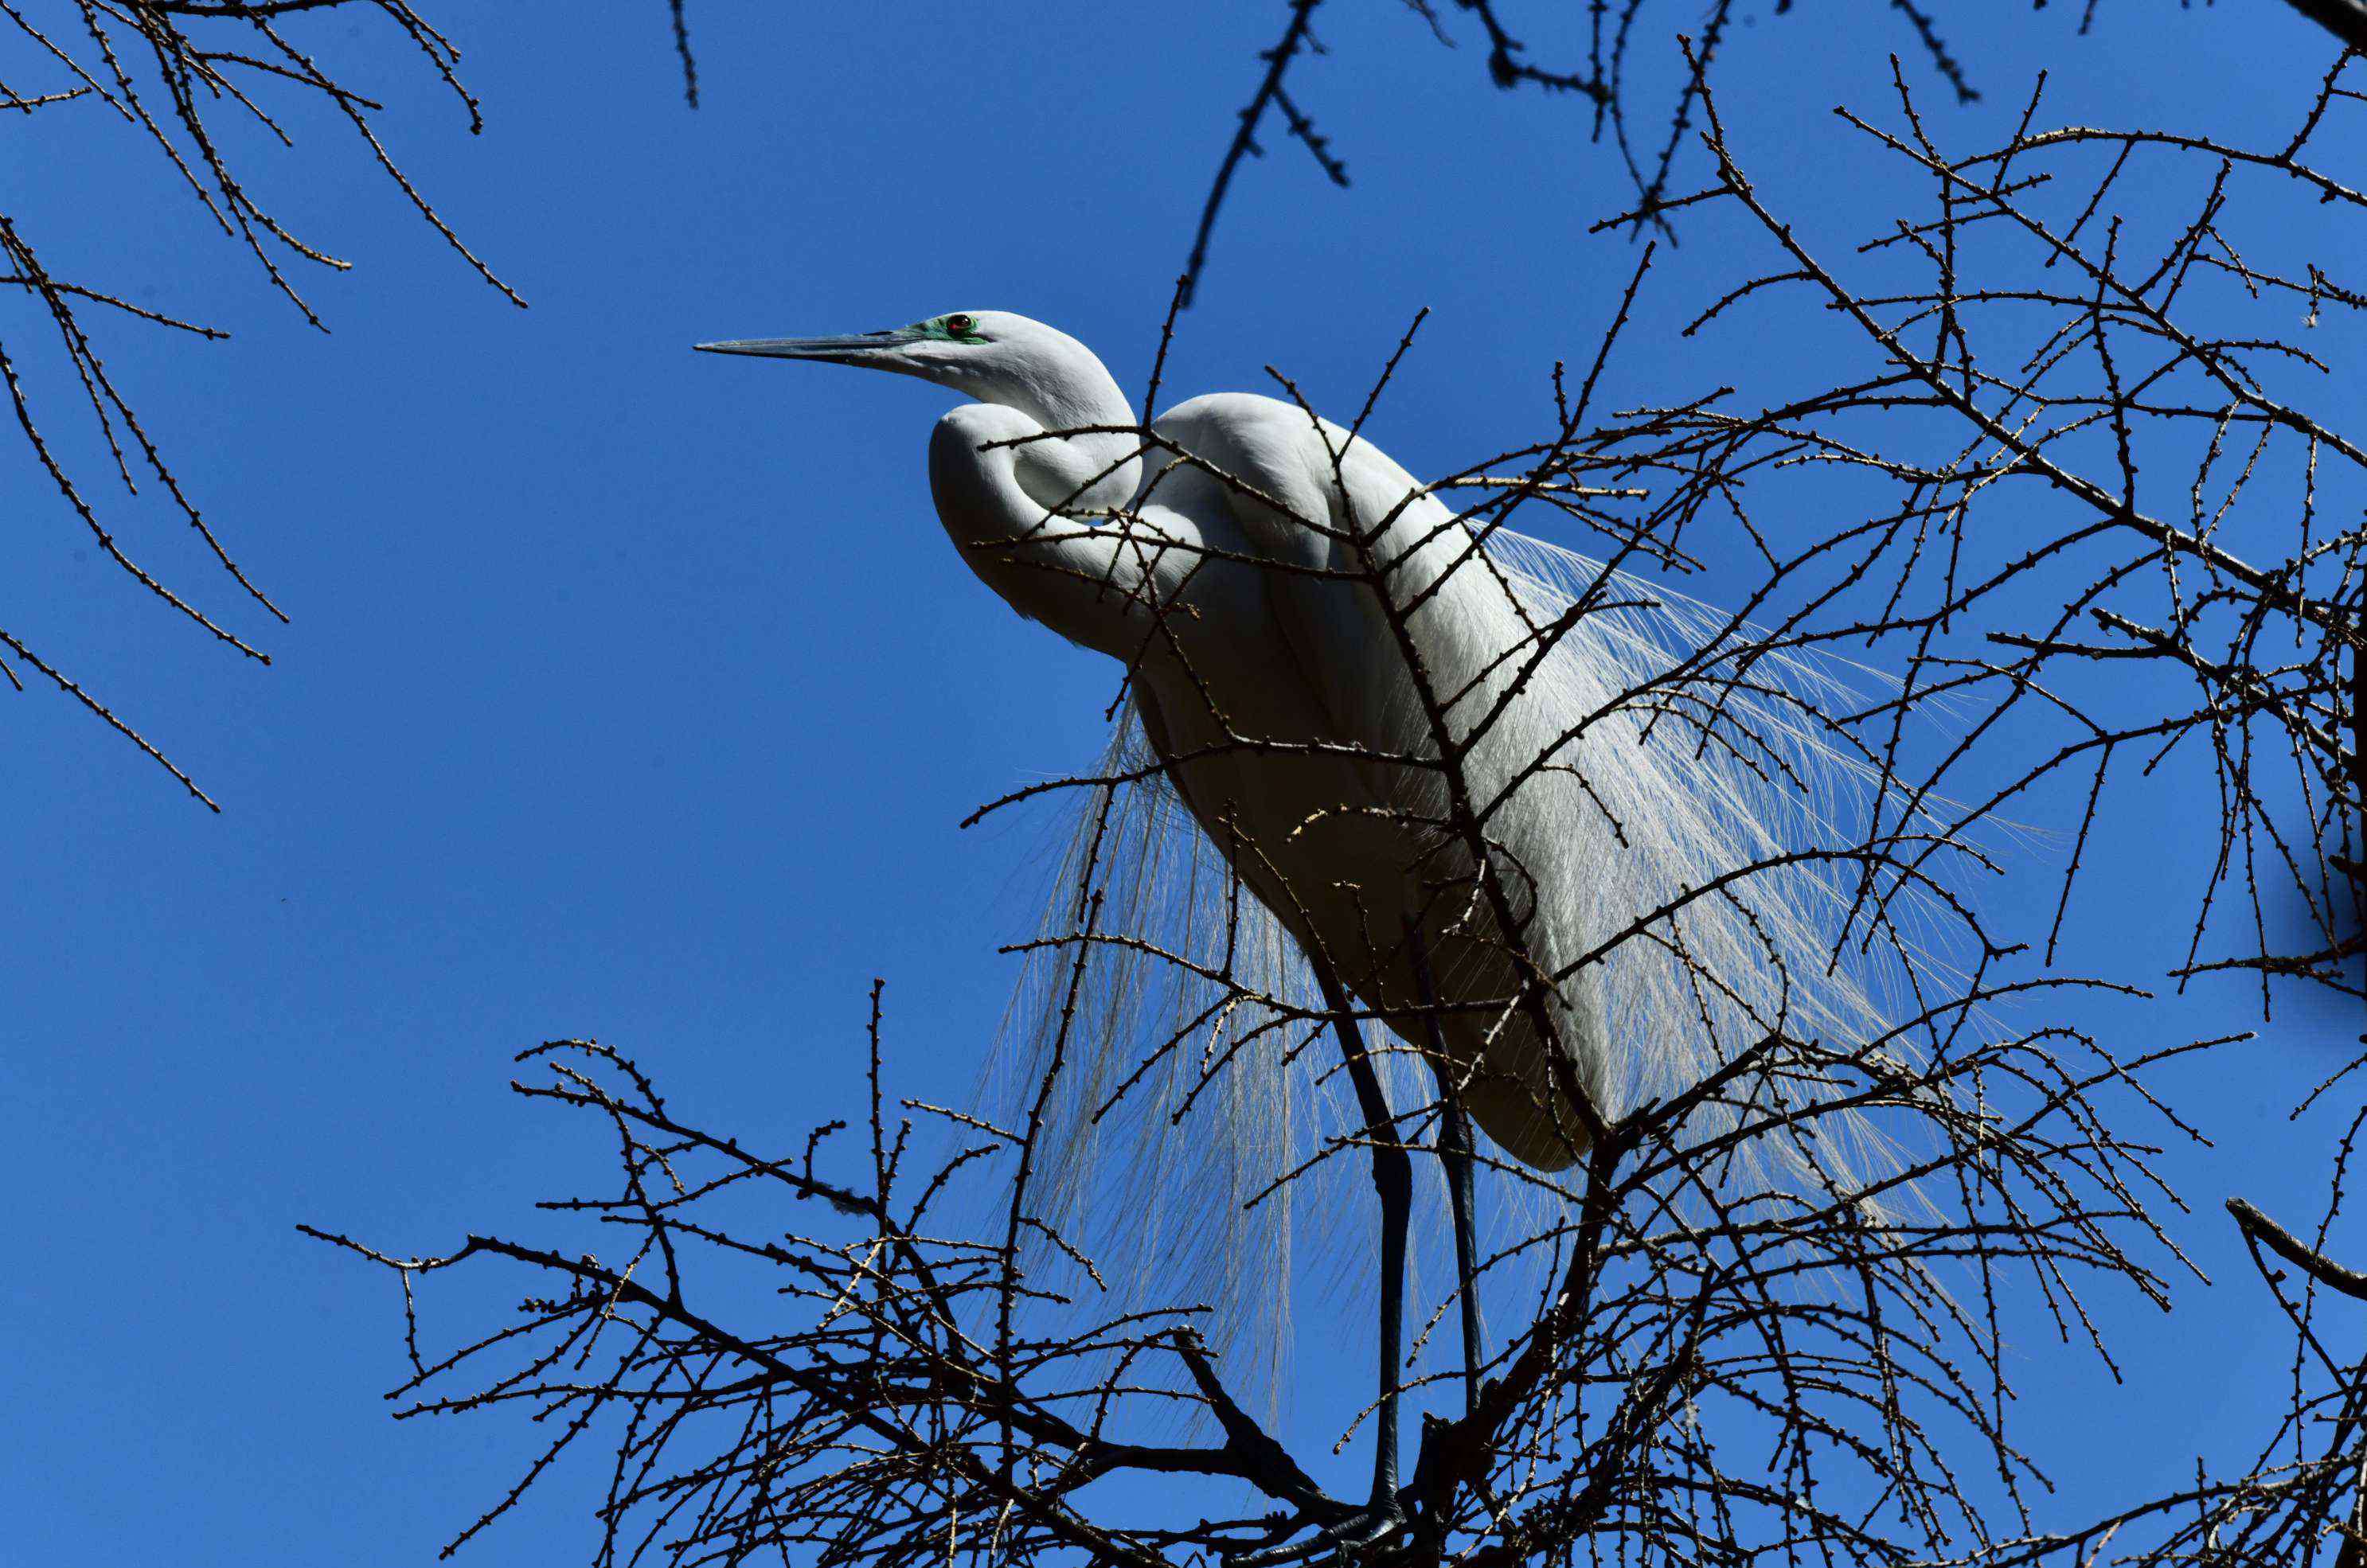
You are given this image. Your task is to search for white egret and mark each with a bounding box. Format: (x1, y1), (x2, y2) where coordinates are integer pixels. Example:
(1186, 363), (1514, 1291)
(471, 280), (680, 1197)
(695, 310), (1896, 1559)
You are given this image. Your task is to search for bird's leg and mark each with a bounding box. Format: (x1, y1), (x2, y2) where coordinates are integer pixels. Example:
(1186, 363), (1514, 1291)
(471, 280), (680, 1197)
(1404, 923), (1482, 1416)
(1321, 960), (1412, 1540)
(1435, 1086), (1481, 1417)
(1230, 961), (1410, 1566)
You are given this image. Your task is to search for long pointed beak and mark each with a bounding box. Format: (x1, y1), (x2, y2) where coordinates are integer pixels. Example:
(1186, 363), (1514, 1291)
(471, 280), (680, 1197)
(692, 327), (924, 365)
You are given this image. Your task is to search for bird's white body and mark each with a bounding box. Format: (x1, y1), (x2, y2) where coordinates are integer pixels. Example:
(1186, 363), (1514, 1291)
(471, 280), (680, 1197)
(933, 381), (1605, 1168)
(696, 308), (1886, 1180)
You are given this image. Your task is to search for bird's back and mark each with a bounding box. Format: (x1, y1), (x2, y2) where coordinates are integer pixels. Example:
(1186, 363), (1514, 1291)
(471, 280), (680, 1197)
(1131, 393), (1608, 1170)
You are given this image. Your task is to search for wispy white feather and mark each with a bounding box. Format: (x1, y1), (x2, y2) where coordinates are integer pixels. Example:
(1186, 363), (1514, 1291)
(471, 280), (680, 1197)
(990, 520), (1960, 1402)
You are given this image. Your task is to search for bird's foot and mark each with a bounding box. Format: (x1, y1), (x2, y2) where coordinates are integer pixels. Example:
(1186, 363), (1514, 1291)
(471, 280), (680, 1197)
(1223, 1500), (1409, 1567)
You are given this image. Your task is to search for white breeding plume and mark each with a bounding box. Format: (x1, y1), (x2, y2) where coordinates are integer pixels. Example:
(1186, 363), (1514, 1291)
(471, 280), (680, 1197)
(697, 310), (1935, 1560)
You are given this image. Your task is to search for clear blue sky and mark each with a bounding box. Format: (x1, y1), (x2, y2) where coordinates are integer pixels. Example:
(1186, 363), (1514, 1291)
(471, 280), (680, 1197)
(3, 2), (2360, 1562)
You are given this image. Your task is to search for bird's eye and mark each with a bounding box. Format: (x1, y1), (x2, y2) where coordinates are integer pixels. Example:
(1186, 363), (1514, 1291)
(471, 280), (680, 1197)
(943, 314), (977, 337)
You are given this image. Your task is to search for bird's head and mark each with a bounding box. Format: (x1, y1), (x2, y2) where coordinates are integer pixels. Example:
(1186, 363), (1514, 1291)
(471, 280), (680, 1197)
(693, 310), (1131, 434)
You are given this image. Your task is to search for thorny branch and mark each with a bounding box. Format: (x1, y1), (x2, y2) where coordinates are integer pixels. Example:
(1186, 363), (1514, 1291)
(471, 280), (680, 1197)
(314, 997), (2218, 1568)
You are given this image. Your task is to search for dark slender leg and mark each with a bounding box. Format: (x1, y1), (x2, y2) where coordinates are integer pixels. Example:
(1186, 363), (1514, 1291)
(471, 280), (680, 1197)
(1435, 1090), (1481, 1415)
(1316, 960), (1411, 1532)
(1232, 963), (1409, 1566)
(1404, 923), (1482, 1416)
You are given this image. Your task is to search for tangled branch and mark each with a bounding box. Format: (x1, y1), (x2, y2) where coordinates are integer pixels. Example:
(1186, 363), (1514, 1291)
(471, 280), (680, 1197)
(321, 29), (2365, 1568)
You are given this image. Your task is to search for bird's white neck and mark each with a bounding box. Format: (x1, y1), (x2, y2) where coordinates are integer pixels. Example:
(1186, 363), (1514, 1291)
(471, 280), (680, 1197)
(948, 336), (1142, 515)
(927, 396), (1157, 661)
(918, 323), (1170, 657)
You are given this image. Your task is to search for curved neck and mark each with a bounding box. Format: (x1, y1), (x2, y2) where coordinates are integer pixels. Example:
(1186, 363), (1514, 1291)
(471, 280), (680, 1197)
(970, 342), (1142, 515)
(929, 402), (1158, 661)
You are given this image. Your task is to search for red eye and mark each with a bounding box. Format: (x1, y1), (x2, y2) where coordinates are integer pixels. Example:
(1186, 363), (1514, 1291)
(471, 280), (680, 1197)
(944, 314), (976, 336)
